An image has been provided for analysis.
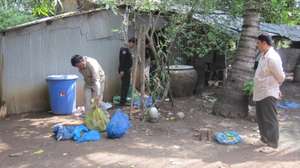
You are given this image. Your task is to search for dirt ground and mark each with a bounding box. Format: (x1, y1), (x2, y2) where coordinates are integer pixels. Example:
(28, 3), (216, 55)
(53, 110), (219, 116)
(0, 82), (300, 168)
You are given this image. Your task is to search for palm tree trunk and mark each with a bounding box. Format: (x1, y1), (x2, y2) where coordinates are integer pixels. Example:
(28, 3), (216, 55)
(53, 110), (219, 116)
(213, 0), (260, 118)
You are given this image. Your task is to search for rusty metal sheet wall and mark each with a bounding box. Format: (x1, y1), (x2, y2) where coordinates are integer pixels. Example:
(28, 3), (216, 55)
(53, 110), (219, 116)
(1, 10), (123, 114)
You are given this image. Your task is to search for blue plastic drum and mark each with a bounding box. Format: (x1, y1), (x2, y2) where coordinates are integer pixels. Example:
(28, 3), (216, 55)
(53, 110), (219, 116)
(46, 75), (78, 115)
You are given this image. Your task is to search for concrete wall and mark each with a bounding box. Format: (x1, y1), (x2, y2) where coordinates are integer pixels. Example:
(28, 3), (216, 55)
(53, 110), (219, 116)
(278, 48), (300, 73)
(0, 10), (124, 114)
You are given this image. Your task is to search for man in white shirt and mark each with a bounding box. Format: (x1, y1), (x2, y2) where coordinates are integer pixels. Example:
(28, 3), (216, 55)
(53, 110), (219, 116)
(71, 55), (105, 112)
(253, 34), (285, 150)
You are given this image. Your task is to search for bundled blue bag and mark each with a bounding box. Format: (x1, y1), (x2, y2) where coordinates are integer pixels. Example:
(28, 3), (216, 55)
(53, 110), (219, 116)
(277, 100), (300, 110)
(75, 130), (101, 143)
(53, 124), (101, 143)
(107, 109), (131, 139)
(52, 124), (76, 141)
(214, 130), (241, 145)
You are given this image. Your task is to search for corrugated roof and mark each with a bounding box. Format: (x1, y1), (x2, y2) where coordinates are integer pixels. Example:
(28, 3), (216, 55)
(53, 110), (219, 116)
(2, 6), (300, 41)
(193, 11), (300, 41)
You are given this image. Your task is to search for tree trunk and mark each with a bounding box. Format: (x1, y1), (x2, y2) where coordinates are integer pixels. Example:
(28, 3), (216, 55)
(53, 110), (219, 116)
(213, 1), (260, 118)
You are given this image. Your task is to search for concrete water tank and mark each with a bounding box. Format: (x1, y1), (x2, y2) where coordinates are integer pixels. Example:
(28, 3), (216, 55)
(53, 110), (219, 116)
(168, 65), (197, 97)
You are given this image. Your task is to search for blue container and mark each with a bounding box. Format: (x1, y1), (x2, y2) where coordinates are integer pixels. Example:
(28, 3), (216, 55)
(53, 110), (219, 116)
(46, 75), (78, 115)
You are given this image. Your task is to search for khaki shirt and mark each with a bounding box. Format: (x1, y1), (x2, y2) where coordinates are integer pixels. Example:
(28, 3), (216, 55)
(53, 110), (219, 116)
(253, 47), (285, 101)
(79, 56), (105, 87)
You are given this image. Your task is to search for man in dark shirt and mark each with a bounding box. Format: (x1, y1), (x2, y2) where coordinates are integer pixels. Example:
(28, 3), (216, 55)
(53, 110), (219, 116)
(119, 37), (136, 106)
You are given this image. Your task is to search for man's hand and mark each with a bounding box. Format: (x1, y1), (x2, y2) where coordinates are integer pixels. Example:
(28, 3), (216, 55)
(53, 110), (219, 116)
(94, 97), (100, 107)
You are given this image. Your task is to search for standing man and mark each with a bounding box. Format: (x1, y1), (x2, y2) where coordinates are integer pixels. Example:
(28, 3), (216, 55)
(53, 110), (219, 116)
(71, 54), (105, 112)
(253, 34), (285, 151)
(119, 38), (136, 106)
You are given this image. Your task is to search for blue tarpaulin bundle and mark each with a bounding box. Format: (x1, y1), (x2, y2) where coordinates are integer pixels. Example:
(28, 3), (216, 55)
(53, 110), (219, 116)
(106, 109), (131, 139)
(53, 124), (76, 141)
(214, 130), (242, 145)
(277, 100), (300, 110)
(52, 124), (101, 143)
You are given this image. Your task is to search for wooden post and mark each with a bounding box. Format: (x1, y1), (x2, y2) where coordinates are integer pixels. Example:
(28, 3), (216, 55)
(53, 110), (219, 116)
(129, 26), (146, 118)
(139, 27), (146, 116)
(130, 43), (139, 119)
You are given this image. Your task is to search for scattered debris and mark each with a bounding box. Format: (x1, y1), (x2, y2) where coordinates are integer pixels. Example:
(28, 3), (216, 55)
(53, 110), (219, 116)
(254, 146), (279, 154)
(0, 101), (7, 119)
(169, 116), (176, 121)
(146, 107), (160, 123)
(9, 152), (24, 157)
(172, 145), (181, 149)
(145, 129), (153, 136)
(100, 102), (112, 111)
(176, 112), (185, 119)
(32, 149), (44, 155)
(198, 128), (213, 141)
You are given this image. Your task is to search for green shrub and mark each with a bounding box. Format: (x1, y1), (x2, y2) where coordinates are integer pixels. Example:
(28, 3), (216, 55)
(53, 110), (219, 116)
(242, 80), (254, 96)
(0, 9), (36, 31)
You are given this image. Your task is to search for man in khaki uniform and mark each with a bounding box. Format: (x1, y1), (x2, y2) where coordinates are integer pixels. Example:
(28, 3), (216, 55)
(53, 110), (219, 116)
(71, 54), (105, 112)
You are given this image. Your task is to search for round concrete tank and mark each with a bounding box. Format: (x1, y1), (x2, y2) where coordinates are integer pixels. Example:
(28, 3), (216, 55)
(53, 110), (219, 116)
(168, 65), (197, 97)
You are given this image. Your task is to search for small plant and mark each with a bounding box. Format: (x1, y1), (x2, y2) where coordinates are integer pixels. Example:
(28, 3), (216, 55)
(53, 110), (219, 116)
(242, 80), (254, 96)
(32, 0), (56, 17)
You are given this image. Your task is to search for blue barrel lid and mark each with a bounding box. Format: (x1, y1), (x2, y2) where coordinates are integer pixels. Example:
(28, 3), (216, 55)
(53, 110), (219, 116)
(46, 74), (78, 80)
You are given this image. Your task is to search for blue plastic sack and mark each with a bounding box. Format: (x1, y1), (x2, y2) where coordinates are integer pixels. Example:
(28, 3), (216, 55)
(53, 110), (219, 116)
(214, 131), (241, 145)
(107, 109), (131, 139)
(53, 124), (101, 143)
(277, 100), (300, 110)
(73, 124), (89, 141)
(75, 130), (101, 143)
(52, 124), (76, 141)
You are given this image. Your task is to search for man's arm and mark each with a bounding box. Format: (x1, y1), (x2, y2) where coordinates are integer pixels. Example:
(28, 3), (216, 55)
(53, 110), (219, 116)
(268, 57), (285, 84)
(119, 48), (125, 73)
(119, 48), (128, 74)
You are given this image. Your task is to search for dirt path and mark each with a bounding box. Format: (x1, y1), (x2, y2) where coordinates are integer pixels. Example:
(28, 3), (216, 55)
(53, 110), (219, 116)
(0, 82), (300, 168)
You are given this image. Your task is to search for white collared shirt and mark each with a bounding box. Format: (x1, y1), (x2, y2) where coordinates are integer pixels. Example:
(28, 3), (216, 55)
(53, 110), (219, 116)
(253, 47), (285, 101)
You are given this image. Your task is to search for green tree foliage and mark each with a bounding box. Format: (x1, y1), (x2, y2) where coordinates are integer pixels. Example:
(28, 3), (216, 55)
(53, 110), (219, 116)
(173, 19), (235, 60)
(32, 0), (56, 17)
(261, 0), (300, 25)
(0, 8), (36, 31)
(0, 0), (62, 30)
(216, 0), (300, 25)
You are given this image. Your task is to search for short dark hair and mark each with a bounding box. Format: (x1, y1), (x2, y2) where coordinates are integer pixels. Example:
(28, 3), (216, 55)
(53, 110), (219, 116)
(128, 37), (137, 44)
(71, 54), (83, 66)
(258, 34), (272, 46)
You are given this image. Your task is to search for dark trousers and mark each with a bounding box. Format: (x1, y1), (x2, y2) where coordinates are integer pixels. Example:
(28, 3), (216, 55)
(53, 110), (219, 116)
(120, 71), (131, 105)
(256, 96), (279, 148)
